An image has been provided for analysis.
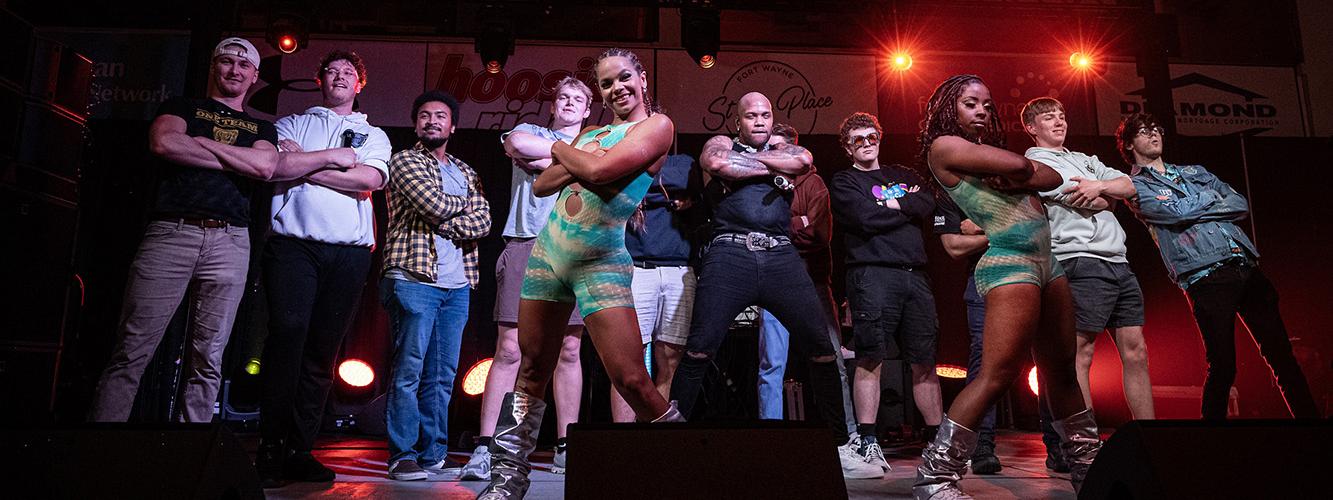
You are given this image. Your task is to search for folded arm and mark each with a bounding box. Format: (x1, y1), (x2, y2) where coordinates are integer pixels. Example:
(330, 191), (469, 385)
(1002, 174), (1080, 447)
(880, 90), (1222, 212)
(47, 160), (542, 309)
(194, 136), (278, 180)
(553, 114), (675, 185)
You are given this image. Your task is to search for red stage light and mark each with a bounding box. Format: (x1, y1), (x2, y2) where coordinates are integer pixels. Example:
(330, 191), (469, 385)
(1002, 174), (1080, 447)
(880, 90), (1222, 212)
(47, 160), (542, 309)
(338, 359), (374, 388)
(1069, 52), (1092, 70)
(485, 60), (503, 74)
(1028, 366), (1040, 396)
(935, 364), (968, 379)
(890, 53), (913, 71)
(463, 358), (494, 396)
(698, 54), (716, 69)
(278, 35), (298, 54)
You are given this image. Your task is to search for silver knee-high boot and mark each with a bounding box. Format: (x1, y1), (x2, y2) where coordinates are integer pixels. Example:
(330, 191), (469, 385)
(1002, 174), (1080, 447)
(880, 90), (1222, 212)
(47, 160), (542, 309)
(1051, 408), (1102, 493)
(477, 392), (546, 500)
(913, 416), (977, 500)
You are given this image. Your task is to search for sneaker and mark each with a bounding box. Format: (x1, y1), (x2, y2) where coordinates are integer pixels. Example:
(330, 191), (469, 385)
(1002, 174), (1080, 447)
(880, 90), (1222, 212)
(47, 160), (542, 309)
(388, 459), (428, 481)
(970, 441), (1002, 475)
(422, 457), (466, 472)
(551, 447), (567, 474)
(837, 440), (885, 479)
(458, 445), (491, 480)
(855, 436), (891, 472)
(282, 451), (335, 482)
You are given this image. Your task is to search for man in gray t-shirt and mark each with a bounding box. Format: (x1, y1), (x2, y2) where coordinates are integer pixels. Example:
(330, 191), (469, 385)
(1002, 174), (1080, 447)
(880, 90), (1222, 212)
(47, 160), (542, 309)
(459, 77), (594, 480)
(1022, 97), (1156, 425)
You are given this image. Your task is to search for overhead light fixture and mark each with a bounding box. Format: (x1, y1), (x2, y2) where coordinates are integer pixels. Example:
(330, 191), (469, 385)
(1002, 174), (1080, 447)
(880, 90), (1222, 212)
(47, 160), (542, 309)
(265, 11), (309, 55)
(682, 7), (720, 69)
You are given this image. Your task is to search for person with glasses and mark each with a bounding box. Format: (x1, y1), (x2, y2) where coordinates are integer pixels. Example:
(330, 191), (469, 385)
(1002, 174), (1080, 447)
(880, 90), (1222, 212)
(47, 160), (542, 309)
(829, 111), (943, 475)
(1118, 112), (1317, 420)
(914, 75), (1100, 499)
(669, 92), (882, 480)
(257, 49), (394, 485)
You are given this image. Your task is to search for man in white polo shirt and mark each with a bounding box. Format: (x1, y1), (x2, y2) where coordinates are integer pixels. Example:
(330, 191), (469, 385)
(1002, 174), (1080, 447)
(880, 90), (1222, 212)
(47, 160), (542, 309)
(256, 49), (391, 486)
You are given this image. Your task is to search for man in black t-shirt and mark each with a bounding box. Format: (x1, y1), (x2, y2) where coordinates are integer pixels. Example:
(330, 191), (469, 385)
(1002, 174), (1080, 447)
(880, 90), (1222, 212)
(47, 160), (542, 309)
(89, 38), (316, 423)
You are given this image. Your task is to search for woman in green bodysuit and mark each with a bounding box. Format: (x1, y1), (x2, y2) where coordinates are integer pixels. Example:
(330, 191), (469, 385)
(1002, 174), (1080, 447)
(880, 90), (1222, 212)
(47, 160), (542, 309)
(910, 75), (1101, 500)
(478, 48), (678, 500)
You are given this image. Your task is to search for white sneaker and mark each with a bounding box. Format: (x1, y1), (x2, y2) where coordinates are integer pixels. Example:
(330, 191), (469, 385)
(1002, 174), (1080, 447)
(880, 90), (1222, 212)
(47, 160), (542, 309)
(838, 440), (885, 479)
(857, 436), (891, 472)
(458, 445), (491, 480)
(551, 447), (567, 474)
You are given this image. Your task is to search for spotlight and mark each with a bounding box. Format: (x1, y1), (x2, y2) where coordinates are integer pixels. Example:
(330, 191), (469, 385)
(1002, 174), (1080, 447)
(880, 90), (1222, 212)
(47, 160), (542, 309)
(1028, 366), (1040, 396)
(890, 52), (913, 71)
(244, 357), (262, 376)
(338, 359), (375, 388)
(935, 364), (968, 379)
(1069, 51), (1093, 70)
(463, 358), (494, 396)
(265, 12), (309, 55)
(682, 7), (720, 69)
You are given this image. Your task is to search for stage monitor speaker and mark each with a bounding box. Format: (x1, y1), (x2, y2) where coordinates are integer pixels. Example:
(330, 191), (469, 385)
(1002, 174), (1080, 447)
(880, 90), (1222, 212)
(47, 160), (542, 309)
(0, 423), (263, 499)
(567, 421), (847, 500)
(1080, 419), (1332, 500)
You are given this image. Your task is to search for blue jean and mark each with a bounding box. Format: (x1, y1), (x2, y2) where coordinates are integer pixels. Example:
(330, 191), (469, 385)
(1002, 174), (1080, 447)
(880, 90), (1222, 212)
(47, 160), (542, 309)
(381, 278), (471, 464)
(757, 285), (855, 436)
(963, 275), (998, 447)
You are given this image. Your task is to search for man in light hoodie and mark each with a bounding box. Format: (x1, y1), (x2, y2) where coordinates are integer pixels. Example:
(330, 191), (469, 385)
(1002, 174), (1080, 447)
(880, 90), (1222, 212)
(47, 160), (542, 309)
(257, 49), (392, 486)
(1021, 98), (1154, 434)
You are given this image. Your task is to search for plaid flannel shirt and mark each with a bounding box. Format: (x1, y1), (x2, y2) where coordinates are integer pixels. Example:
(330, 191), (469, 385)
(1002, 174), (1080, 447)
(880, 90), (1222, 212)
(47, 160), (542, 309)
(383, 142), (491, 287)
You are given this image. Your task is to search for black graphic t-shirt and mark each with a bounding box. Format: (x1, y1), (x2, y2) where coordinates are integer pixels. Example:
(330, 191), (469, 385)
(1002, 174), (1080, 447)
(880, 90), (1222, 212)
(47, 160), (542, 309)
(151, 97), (277, 227)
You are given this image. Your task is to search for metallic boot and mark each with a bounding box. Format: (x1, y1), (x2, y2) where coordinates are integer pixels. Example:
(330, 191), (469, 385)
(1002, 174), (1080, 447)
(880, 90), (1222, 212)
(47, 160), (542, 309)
(650, 401), (685, 422)
(477, 392), (546, 500)
(1051, 408), (1102, 493)
(913, 417), (977, 500)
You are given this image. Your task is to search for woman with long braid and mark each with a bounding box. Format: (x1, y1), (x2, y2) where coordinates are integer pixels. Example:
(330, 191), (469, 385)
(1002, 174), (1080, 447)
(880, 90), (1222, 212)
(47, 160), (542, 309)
(478, 48), (680, 500)
(912, 75), (1100, 499)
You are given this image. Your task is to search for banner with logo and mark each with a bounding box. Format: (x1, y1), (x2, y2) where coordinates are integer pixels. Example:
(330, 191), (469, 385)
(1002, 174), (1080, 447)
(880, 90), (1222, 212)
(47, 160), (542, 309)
(877, 54), (1099, 137)
(50, 32), (190, 120)
(655, 50), (878, 136)
(242, 39), (428, 127)
(1095, 63), (1306, 136)
(424, 44), (648, 131)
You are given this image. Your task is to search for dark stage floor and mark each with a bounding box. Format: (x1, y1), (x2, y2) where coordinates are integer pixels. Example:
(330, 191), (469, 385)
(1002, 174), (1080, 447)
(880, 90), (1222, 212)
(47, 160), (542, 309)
(254, 430), (1079, 499)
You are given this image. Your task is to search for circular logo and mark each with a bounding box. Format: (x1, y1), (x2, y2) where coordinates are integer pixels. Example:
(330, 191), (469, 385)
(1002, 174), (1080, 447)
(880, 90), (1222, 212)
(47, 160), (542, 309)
(704, 60), (833, 135)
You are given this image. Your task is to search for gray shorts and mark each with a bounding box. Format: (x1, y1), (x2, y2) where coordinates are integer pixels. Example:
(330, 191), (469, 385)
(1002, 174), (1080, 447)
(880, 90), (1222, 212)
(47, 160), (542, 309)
(1062, 257), (1145, 333)
(493, 237), (583, 326)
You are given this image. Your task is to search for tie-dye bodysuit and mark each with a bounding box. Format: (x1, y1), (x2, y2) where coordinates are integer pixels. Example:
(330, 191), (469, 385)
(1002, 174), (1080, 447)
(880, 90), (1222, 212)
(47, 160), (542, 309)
(938, 172), (1064, 296)
(520, 120), (654, 316)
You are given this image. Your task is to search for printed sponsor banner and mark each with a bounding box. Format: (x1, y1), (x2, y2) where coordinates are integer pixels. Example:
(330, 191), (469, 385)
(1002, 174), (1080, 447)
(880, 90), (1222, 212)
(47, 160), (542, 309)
(878, 54), (1099, 136)
(242, 39), (428, 127)
(51, 32), (190, 120)
(1095, 63), (1305, 136)
(654, 50), (878, 136)
(424, 44), (643, 130)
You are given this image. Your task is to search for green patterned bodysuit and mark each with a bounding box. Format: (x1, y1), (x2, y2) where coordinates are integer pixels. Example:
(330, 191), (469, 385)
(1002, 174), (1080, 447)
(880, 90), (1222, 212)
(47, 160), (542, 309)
(938, 172), (1064, 296)
(521, 120), (654, 316)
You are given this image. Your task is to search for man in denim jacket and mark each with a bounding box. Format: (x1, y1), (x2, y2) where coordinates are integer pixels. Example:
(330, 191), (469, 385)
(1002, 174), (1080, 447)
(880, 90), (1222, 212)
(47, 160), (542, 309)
(1117, 113), (1317, 420)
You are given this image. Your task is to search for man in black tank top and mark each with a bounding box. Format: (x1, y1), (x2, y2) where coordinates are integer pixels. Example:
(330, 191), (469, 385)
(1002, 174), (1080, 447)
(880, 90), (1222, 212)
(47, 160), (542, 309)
(669, 92), (882, 480)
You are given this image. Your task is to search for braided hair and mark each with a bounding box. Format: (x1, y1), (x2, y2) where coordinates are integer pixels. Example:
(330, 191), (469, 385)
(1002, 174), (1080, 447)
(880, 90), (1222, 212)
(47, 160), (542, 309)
(596, 48), (661, 115)
(916, 74), (1005, 167)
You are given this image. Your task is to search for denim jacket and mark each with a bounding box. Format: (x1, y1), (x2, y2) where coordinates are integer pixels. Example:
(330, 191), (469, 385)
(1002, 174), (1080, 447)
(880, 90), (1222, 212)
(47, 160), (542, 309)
(1128, 163), (1259, 285)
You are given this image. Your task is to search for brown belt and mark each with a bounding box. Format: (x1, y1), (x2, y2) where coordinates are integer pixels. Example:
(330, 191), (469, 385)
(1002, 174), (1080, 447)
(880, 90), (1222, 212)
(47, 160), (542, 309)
(175, 218), (230, 228)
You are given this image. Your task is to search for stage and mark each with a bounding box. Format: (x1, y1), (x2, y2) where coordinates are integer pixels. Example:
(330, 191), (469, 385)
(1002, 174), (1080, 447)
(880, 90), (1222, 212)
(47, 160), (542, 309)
(261, 431), (1078, 499)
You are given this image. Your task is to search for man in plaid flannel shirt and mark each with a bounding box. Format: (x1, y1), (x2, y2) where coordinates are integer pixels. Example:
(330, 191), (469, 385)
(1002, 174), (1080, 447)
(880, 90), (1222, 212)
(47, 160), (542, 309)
(381, 90), (491, 481)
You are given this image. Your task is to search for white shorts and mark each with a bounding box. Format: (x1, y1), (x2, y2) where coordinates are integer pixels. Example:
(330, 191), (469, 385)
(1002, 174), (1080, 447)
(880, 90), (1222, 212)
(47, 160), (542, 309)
(631, 265), (696, 346)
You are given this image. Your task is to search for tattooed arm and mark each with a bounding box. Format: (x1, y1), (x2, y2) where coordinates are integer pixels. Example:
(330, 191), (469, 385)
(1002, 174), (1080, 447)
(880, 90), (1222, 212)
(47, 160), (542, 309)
(699, 135), (771, 181)
(746, 142), (812, 176)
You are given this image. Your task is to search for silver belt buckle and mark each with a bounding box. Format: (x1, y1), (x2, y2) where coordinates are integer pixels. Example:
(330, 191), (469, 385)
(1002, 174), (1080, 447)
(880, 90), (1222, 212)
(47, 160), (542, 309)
(745, 232), (772, 251)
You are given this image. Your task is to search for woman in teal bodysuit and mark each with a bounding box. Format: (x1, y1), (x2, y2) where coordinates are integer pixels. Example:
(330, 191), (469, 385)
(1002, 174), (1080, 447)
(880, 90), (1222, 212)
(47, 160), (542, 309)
(479, 48), (678, 500)
(910, 75), (1101, 500)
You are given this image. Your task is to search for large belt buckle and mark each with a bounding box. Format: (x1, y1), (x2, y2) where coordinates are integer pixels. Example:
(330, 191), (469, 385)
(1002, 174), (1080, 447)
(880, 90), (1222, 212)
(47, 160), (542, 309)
(745, 232), (772, 251)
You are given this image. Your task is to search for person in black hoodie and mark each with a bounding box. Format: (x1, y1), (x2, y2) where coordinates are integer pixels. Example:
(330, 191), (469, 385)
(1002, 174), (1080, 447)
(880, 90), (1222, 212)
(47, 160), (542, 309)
(830, 112), (944, 471)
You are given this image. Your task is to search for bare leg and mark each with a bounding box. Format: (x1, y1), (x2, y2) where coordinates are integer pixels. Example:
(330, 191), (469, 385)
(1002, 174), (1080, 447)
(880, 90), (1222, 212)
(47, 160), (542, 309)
(1073, 332), (1097, 410)
(1030, 278), (1089, 421)
(513, 300), (579, 398)
(583, 307), (669, 420)
(911, 363), (943, 426)
(1110, 325), (1155, 419)
(479, 324), (522, 437)
(653, 341), (685, 401)
(552, 326), (584, 438)
(944, 284), (1042, 428)
(853, 358), (882, 426)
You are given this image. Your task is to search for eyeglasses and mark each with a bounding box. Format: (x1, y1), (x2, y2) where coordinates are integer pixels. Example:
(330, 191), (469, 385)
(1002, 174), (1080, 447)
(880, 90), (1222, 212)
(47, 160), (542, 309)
(1135, 126), (1165, 138)
(322, 67), (360, 81)
(847, 132), (881, 148)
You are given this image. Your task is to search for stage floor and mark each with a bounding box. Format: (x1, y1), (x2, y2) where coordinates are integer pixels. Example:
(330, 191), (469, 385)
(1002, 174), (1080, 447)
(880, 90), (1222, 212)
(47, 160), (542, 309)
(257, 430), (1077, 499)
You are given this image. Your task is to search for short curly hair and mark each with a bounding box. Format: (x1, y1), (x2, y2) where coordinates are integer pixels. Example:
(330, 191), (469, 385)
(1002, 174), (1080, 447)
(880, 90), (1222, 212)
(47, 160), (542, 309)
(1115, 112), (1162, 165)
(771, 123), (799, 145)
(317, 50), (367, 85)
(838, 112), (881, 150)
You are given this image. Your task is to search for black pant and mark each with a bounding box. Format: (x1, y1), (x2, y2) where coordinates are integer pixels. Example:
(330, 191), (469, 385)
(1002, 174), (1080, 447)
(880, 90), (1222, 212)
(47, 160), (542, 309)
(1185, 261), (1317, 420)
(670, 240), (848, 444)
(260, 236), (372, 451)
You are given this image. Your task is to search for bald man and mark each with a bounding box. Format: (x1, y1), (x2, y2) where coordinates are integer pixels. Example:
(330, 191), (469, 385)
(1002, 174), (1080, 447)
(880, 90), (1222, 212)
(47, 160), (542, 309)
(669, 92), (882, 479)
